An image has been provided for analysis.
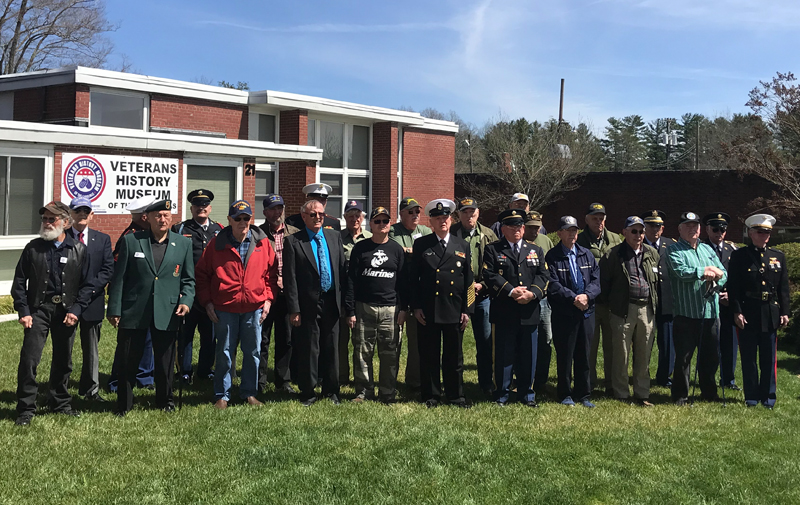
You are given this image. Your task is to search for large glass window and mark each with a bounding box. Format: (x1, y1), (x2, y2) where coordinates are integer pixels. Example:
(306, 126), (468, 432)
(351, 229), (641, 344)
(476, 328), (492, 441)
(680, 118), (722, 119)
(258, 114), (276, 142)
(255, 166), (277, 205)
(0, 92), (13, 120)
(320, 174), (342, 218)
(320, 121), (344, 168)
(186, 165), (236, 223)
(90, 90), (146, 130)
(0, 156), (45, 235)
(349, 125), (370, 170)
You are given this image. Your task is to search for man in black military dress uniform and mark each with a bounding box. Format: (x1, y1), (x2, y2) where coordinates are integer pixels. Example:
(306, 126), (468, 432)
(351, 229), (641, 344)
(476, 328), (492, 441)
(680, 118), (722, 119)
(701, 212), (739, 391)
(410, 199), (474, 408)
(285, 183), (341, 231)
(172, 189), (225, 382)
(728, 214), (790, 409)
(483, 208), (548, 407)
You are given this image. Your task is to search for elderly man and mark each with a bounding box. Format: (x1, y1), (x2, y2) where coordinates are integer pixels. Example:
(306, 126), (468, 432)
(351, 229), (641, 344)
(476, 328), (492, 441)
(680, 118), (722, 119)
(410, 199), (474, 408)
(450, 197), (498, 397)
(196, 200), (277, 409)
(666, 212), (726, 405)
(728, 214), (789, 409)
(172, 189), (225, 384)
(524, 211), (554, 391)
(284, 199), (346, 406)
(577, 202), (622, 394)
(285, 183), (341, 231)
(702, 212), (739, 391)
(108, 196), (157, 393)
(483, 208), (548, 407)
(345, 206), (406, 403)
(107, 199), (195, 415)
(258, 194), (299, 393)
(491, 192), (530, 237)
(11, 202), (93, 426)
(641, 210), (677, 388)
(67, 197), (114, 403)
(339, 200), (372, 385)
(600, 217), (659, 406)
(389, 197), (432, 390)
(545, 216), (601, 408)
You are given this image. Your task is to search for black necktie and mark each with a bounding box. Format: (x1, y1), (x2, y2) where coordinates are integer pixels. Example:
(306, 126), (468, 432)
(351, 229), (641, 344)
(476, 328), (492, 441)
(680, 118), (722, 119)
(512, 243), (519, 258)
(440, 239), (446, 249)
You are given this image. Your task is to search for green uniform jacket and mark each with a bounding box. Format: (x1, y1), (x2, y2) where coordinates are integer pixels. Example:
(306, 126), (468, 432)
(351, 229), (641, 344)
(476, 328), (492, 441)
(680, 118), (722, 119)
(450, 221), (498, 291)
(599, 242), (660, 318)
(578, 227), (623, 304)
(107, 230), (195, 331)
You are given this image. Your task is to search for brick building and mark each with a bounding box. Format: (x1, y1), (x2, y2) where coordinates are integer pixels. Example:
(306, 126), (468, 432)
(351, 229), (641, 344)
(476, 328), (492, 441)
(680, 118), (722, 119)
(0, 66), (457, 291)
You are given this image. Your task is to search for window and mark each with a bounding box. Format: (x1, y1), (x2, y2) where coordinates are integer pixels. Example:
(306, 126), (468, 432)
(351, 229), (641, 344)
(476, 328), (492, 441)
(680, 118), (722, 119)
(0, 156), (45, 235)
(90, 90), (146, 130)
(258, 114), (276, 142)
(0, 92), (13, 120)
(186, 165), (236, 223)
(255, 165), (277, 206)
(309, 120), (371, 219)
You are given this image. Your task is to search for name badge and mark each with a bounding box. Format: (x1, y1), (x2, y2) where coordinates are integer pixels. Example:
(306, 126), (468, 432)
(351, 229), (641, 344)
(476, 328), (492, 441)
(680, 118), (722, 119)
(134, 252), (145, 258)
(652, 267), (658, 273)
(412, 233), (422, 240)
(59, 256), (68, 264)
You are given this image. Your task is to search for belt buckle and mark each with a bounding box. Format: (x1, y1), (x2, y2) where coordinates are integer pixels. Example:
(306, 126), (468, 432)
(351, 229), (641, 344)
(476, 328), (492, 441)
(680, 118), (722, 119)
(761, 292), (769, 301)
(51, 295), (62, 304)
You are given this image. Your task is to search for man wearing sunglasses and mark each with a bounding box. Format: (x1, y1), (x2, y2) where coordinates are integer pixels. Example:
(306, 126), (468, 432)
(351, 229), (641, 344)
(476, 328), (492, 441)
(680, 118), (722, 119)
(172, 189), (225, 385)
(195, 200), (278, 409)
(285, 183), (341, 232)
(728, 214), (789, 409)
(701, 212), (739, 392)
(12, 201), (94, 426)
(600, 217), (660, 406)
(67, 197), (114, 403)
(345, 207), (406, 403)
(389, 197), (432, 391)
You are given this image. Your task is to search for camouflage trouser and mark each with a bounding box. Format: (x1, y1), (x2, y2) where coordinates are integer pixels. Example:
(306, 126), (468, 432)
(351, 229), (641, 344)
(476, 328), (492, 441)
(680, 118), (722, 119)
(353, 302), (399, 399)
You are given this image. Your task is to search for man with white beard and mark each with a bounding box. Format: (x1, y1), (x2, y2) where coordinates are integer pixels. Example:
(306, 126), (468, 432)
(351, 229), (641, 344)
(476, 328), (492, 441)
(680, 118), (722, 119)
(11, 201), (93, 426)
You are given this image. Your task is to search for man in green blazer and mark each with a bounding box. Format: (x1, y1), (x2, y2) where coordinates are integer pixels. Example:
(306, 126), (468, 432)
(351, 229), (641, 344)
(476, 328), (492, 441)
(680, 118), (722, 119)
(107, 199), (194, 415)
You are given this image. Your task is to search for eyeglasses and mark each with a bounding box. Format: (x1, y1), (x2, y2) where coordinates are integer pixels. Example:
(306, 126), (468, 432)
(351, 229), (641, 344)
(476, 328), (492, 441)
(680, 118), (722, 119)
(373, 219), (390, 225)
(306, 212), (325, 220)
(233, 215), (251, 222)
(41, 216), (60, 223)
(710, 226), (727, 233)
(629, 229), (644, 235)
(72, 207), (91, 215)
(406, 209), (421, 215)
(755, 229), (771, 235)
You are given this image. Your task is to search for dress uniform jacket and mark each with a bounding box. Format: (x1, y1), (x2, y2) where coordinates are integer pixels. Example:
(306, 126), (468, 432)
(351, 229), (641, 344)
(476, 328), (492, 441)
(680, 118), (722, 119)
(545, 243), (601, 316)
(172, 218), (224, 266)
(483, 239), (547, 325)
(410, 234), (475, 324)
(728, 245), (790, 333)
(107, 230), (195, 331)
(701, 239), (736, 306)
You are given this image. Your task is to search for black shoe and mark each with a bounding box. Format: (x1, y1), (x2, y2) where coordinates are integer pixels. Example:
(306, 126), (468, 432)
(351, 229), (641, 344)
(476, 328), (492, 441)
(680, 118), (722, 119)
(495, 400), (507, 407)
(15, 414), (33, 426)
(180, 374), (193, 385)
(482, 388), (494, 400)
(449, 399), (472, 409)
(85, 393), (109, 403)
(326, 394), (341, 406)
(56, 408), (81, 418)
(524, 401), (539, 408)
(424, 399), (439, 409)
(301, 396), (317, 407)
(277, 383), (297, 394)
(724, 384), (741, 391)
(378, 396), (396, 405)
(163, 405), (176, 413)
(674, 398), (688, 406)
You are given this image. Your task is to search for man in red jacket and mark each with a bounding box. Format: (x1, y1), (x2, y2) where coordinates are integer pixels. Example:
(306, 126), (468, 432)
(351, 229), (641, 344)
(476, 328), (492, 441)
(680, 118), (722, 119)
(195, 200), (278, 409)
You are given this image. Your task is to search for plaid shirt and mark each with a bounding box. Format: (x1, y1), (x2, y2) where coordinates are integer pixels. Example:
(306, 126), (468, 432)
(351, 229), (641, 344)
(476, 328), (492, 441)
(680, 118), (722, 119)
(230, 230), (252, 265)
(272, 226), (286, 276)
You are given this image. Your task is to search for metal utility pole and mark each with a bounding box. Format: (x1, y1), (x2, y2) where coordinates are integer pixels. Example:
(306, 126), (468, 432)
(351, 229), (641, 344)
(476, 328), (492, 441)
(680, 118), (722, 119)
(558, 78), (565, 125)
(465, 135), (474, 174)
(666, 119), (671, 171)
(695, 121), (700, 170)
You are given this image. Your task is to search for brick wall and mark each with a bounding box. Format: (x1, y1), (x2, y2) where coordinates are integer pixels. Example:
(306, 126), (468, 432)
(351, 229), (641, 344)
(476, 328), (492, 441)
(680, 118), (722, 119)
(55, 147), (184, 240)
(277, 110), (316, 214)
(402, 128), (455, 226)
(372, 122), (398, 213)
(243, 157), (256, 208)
(150, 94), (248, 139)
(13, 84), (77, 124)
(75, 84), (89, 119)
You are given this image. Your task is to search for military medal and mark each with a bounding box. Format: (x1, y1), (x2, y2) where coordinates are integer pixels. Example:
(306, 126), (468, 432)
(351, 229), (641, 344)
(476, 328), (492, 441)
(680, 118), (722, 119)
(455, 251), (466, 258)
(456, 261), (462, 267)
(173, 265), (180, 277)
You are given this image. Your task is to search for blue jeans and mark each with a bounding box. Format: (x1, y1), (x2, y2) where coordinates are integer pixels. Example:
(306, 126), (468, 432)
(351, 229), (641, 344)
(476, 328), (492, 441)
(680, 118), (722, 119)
(471, 297), (492, 391)
(214, 309), (262, 401)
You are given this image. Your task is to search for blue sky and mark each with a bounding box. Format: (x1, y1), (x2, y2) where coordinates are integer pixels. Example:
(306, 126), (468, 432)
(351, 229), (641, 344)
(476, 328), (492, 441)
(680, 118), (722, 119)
(105, 0), (800, 134)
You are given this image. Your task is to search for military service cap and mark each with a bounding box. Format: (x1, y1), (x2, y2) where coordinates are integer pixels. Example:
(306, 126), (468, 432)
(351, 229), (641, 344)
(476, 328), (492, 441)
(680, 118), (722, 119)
(702, 212), (731, 228)
(145, 199), (172, 214)
(745, 214), (776, 230)
(187, 189), (214, 206)
(425, 199), (455, 217)
(498, 208), (525, 227)
(526, 211), (543, 226)
(642, 210), (665, 225)
(303, 183), (332, 197)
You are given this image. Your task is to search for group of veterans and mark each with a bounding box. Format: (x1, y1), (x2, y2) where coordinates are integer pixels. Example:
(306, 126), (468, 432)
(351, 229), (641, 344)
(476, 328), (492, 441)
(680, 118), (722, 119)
(10, 183), (790, 425)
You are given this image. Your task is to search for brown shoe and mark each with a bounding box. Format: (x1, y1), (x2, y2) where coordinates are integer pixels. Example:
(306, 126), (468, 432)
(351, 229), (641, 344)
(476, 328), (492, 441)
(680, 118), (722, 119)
(638, 399), (655, 407)
(214, 399), (228, 410)
(245, 396), (263, 406)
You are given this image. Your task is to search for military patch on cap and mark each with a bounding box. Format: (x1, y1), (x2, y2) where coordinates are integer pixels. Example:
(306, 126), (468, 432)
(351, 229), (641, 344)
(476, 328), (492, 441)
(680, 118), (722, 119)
(461, 198), (473, 206)
(436, 202), (443, 211)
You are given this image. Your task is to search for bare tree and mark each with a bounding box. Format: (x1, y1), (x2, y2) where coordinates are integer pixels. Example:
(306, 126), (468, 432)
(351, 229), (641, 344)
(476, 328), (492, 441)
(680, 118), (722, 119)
(0, 0), (117, 75)
(461, 117), (602, 211)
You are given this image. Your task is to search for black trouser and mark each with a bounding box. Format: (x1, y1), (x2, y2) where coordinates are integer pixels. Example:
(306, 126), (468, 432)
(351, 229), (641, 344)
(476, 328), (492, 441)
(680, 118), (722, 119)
(738, 326), (778, 407)
(16, 302), (76, 416)
(178, 303), (215, 378)
(116, 326), (178, 413)
(77, 318), (102, 397)
(418, 322), (465, 403)
(718, 305), (738, 387)
(672, 316), (719, 401)
(294, 291), (340, 399)
(552, 312), (593, 402)
(258, 294), (293, 389)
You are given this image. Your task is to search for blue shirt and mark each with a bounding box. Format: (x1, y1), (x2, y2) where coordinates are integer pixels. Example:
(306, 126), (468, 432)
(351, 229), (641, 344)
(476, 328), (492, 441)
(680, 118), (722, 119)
(562, 243), (582, 289)
(306, 227), (334, 286)
(230, 229), (252, 265)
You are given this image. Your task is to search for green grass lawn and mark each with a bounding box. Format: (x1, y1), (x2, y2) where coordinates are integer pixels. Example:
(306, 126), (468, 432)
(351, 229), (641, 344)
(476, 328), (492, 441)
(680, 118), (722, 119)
(1, 320), (799, 505)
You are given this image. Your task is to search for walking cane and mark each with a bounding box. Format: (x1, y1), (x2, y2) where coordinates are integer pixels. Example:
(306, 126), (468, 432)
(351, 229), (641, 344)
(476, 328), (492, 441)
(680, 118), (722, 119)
(174, 334), (183, 410)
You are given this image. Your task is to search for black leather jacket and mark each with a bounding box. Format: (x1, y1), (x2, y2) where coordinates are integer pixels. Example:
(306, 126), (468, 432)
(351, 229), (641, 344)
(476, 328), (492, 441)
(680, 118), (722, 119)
(11, 234), (92, 318)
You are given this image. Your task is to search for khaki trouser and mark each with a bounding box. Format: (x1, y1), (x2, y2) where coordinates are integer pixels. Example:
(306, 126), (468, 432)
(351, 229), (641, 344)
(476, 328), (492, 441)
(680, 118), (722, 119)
(609, 302), (655, 400)
(590, 303), (613, 390)
(353, 302), (399, 399)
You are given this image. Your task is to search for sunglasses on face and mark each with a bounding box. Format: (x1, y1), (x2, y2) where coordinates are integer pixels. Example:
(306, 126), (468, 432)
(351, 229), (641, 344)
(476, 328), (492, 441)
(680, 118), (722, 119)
(233, 215), (251, 222)
(755, 229), (771, 235)
(407, 209), (421, 215)
(373, 219), (390, 225)
(306, 212), (325, 219)
(629, 229), (645, 235)
(41, 216), (60, 223)
(710, 226), (727, 233)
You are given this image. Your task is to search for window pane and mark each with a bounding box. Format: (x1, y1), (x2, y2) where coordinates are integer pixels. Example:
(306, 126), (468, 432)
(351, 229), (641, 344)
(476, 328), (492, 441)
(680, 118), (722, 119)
(0, 92), (12, 120)
(320, 121), (343, 168)
(348, 176), (369, 199)
(350, 125), (369, 169)
(326, 197), (342, 218)
(0, 157), (6, 233)
(8, 157), (44, 235)
(255, 171), (275, 204)
(258, 114), (275, 142)
(90, 91), (144, 130)
(307, 119), (316, 146)
(186, 165), (236, 223)
(320, 174), (342, 196)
